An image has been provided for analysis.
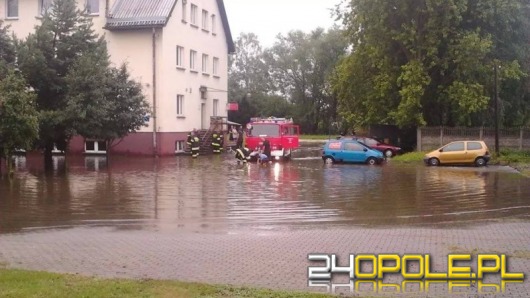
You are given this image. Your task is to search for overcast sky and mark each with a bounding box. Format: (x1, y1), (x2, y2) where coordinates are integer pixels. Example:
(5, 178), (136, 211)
(223, 0), (343, 47)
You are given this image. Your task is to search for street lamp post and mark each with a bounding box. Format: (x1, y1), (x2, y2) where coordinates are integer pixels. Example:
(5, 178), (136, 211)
(494, 62), (500, 157)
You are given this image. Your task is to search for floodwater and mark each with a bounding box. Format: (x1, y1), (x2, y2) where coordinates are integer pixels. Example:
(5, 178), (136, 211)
(1, 147), (530, 234)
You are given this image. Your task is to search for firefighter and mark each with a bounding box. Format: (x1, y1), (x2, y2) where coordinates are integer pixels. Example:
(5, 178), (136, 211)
(262, 138), (271, 159)
(211, 132), (221, 154)
(235, 147), (250, 164)
(219, 133), (224, 152)
(186, 131), (193, 150)
(191, 134), (200, 158)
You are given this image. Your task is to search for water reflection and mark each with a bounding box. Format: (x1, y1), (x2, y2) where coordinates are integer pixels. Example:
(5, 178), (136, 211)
(1, 153), (530, 233)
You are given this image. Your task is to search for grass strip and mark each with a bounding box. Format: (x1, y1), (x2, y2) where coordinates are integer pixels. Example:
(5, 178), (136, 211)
(0, 269), (333, 298)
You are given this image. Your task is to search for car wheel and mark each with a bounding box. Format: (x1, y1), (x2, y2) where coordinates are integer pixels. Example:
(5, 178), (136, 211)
(475, 157), (486, 167)
(384, 149), (394, 158)
(367, 157), (377, 165)
(428, 158), (440, 166)
(324, 157), (335, 164)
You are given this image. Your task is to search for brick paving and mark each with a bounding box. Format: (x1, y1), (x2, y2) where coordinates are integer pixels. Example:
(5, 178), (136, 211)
(0, 220), (529, 296)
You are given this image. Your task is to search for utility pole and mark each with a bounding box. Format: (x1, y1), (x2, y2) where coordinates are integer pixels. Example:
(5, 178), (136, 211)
(494, 62), (500, 157)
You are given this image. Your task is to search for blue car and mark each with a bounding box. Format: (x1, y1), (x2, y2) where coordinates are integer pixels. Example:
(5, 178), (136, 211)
(322, 139), (385, 165)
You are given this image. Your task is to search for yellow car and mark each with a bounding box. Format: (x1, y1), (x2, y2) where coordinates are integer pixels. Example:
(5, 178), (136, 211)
(423, 141), (491, 167)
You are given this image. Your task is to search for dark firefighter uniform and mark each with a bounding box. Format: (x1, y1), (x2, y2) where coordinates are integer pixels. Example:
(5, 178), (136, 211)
(219, 134), (224, 152)
(211, 133), (221, 153)
(191, 136), (200, 158)
(186, 132), (192, 149)
(235, 147), (250, 163)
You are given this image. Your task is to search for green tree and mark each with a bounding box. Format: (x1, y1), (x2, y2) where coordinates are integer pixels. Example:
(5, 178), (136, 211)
(0, 70), (39, 175)
(0, 21), (16, 76)
(228, 32), (272, 101)
(65, 53), (150, 157)
(334, 0), (530, 128)
(266, 28), (348, 133)
(17, 0), (106, 169)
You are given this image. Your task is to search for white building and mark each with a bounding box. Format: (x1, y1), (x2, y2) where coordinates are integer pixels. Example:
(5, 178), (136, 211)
(0, 0), (235, 155)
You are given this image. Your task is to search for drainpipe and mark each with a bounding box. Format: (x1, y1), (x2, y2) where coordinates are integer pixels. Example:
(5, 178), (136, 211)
(105, 0), (109, 16)
(152, 27), (158, 157)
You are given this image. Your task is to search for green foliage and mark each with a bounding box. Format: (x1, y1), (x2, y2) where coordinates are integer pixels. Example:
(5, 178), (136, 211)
(265, 28), (348, 133)
(97, 64), (150, 142)
(0, 70), (39, 168)
(0, 21), (16, 76)
(496, 150), (530, 163)
(334, 0), (530, 128)
(229, 29), (348, 133)
(392, 152), (427, 163)
(66, 52), (150, 145)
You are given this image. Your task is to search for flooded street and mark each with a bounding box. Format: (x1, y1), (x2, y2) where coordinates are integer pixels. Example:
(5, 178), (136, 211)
(1, 148), (530, 233)
(1, 147), (530, 295)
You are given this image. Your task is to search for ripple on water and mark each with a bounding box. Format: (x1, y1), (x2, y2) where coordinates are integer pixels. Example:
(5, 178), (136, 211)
(1, 154), (530, 233)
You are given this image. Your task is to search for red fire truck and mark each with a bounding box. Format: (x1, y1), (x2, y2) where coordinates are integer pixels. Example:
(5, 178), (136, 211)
(245, 117), (300, 162)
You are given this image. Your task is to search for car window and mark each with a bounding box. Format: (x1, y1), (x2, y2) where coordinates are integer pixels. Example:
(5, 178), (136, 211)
(327, 142), (341, 150)
(365, 138), (378, 146)
(344, 142), (364, 151)
(467, 142), (483, 151)
(443, 142), (465, 152)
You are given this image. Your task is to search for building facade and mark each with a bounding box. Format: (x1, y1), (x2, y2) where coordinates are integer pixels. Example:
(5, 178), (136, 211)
(0, 0), (235, 156)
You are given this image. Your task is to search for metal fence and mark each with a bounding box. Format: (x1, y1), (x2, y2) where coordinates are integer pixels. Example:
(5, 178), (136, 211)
(417, 127), (530, 151)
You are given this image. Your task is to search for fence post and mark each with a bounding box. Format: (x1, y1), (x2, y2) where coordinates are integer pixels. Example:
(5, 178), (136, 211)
(417, 127), (422, 152)
(479, 127), (484, 140)
(440, 127), (444, 146)
(519, 127), (523, 150)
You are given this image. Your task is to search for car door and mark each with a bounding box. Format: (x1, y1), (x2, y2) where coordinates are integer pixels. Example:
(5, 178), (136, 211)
(439, 141), (466, 163)
(466, 141), (484, 162)
(343, 142), (366, 163)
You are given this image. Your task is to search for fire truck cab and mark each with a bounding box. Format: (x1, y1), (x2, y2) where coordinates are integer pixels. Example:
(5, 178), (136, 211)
(245, 117), (300, 162)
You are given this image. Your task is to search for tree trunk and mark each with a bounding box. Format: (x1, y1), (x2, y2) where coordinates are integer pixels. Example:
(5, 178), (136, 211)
(106, 139), (112, 168)
(44, 142), (54, 172)
(6, 153), (13, 178)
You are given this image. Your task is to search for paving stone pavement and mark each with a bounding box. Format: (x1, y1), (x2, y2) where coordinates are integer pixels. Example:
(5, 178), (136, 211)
(0, 221), (529, 297)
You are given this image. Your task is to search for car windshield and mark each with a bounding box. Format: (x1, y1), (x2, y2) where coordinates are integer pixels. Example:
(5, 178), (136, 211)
(357, 141), (372, 149)
(249, 124), (280, 137)
(363, 138), (379, 146)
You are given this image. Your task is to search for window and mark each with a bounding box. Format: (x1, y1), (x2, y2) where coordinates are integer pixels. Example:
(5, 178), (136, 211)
(202, 54), (209, 73)
(176, 46), (184, 67)
(443, 142), (465, 152)
(467, 142), (483, 151)
(344, 142), (364, 151)
(190, 50), (197, 70)
(181, 0), (187, 22)
(190, 4), (198, 25)
(7, 0), (18, 18)
(39, 0), (53, 16)
(363, 138), (379, 146)
(212, 57), (219, 76)
(85, 140), (107, 154)
(249, 124), (280, 137)
(213, 99), (219, 116)
(211, 14), (216, 34)
(202, 10), (209, 30)
(328, 142), (341, 150)
(176, 95), (184, 116)
(86, 0), (99, 14)
(175, 141), (185, 153)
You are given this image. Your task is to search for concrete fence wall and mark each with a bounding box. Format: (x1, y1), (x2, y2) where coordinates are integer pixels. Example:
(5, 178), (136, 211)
(417, 127), (530, 151)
